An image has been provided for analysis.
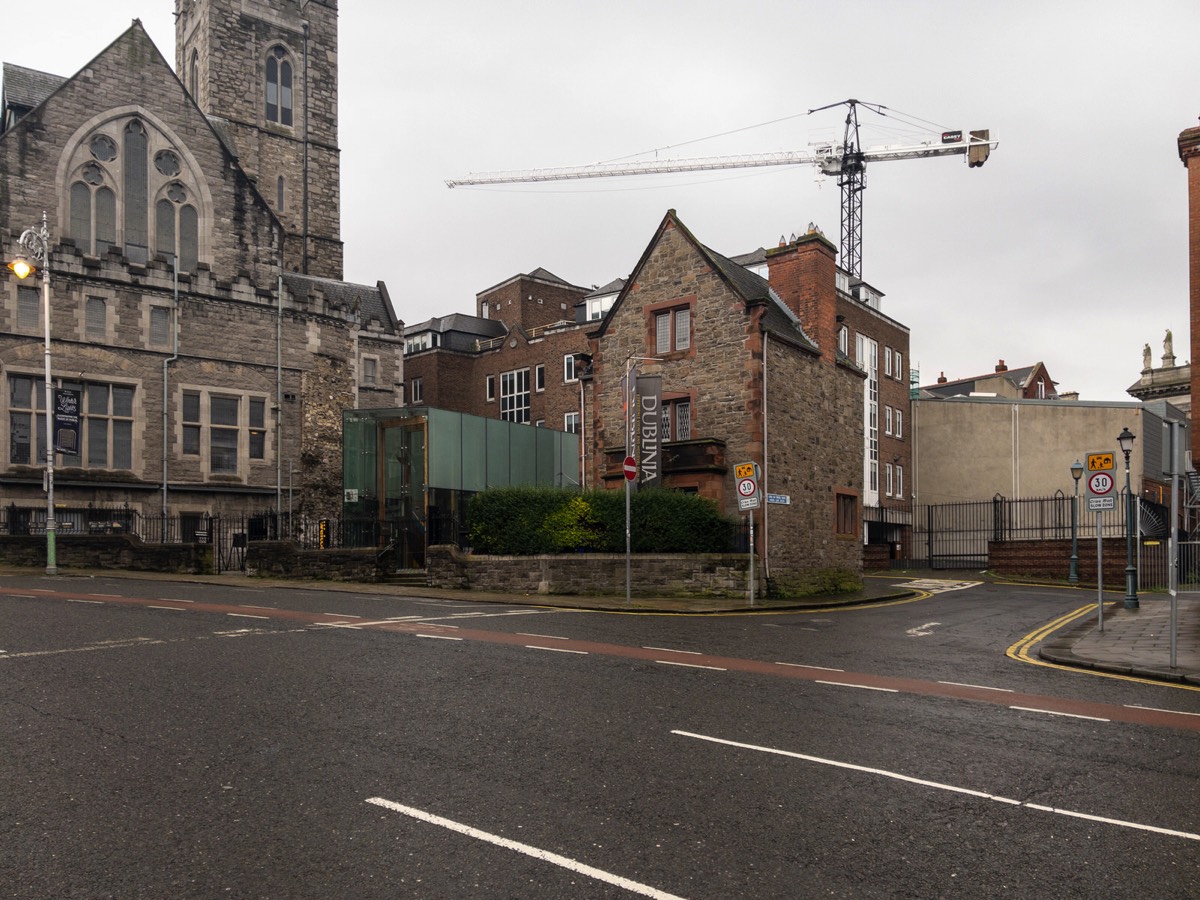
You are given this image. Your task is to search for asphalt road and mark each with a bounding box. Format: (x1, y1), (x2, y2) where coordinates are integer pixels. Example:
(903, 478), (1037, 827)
(2, 574), (1198, 898)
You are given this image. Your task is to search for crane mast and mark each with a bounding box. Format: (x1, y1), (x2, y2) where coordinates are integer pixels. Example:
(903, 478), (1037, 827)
(446, 100), (996, 278)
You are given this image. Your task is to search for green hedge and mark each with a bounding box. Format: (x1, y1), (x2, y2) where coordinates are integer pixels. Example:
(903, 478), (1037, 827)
(467, 487), (738, 555)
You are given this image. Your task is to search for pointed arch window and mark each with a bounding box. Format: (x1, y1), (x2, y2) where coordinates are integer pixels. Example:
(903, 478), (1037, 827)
(265, 46), (293, 127)
(123, 120), (149, 263)
(67, 118), (204, 270)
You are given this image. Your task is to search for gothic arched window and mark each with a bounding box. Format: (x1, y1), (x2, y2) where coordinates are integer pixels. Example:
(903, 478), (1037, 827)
(265, 46), (293, 127)
(66, 116), (206, 271)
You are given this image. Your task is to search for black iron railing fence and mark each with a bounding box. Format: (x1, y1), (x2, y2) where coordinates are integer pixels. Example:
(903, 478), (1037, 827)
(0, 494), (1165, 575)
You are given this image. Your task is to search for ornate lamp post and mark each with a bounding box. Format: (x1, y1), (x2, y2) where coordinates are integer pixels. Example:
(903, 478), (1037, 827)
(7, 211), (56, 575)
(1117, 426), (1138, 609)
(1069, 458), (1083, 583)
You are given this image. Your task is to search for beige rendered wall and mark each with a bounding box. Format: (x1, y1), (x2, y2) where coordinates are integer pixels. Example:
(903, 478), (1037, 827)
(912, 398), (1146, 503)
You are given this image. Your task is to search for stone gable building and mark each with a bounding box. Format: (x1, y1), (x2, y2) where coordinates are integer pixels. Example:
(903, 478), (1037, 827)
(585, 210), (865, 592)
(1, 2), (402, 540)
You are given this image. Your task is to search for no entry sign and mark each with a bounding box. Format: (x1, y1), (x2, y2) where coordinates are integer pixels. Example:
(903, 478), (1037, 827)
(623, 455), (637, 481)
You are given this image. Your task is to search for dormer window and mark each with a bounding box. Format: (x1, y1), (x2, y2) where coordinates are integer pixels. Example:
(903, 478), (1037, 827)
(265, 46), (294, 126)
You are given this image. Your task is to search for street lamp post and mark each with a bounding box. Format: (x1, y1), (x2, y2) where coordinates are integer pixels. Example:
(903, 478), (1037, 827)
(1117, 427), (1138, 609)
(1069, 458), (1083, 583)
(7, 211), (56, 575)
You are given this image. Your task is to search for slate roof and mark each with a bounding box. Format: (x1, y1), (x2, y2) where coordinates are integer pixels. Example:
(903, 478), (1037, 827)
(921, 363), (1050, 398)
(2, 63), (67, 125)
(585, 277), (626, 298)
(403, 312), (505, 339)
(282, 273), (397, 332)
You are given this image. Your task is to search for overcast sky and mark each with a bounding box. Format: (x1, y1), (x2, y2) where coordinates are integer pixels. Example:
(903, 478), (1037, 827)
(9, 1), (1200, 403)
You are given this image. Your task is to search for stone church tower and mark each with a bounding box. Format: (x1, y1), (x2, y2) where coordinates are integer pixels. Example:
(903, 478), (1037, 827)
(175, 0), (341, 279)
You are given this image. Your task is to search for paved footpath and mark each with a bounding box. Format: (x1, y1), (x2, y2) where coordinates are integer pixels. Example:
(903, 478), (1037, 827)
(1039, 593), (1200, 685)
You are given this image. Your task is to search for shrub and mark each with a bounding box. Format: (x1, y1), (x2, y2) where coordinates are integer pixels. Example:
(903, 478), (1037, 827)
(467, 486), (738, 555)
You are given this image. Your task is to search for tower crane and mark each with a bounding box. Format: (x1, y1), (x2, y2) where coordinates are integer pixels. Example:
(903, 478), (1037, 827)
(446, 99), (996, 278)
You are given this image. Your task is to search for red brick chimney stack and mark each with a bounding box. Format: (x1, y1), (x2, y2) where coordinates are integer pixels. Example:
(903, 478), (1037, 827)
(995, 359), (1007, 372)
(765, 230), (839, 364)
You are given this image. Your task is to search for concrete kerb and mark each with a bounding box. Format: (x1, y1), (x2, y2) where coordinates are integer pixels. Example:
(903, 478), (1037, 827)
(0, 564), (917, 614)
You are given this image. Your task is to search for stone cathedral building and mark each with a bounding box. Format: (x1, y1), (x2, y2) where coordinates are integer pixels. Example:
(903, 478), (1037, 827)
(0, 0), (402, 536)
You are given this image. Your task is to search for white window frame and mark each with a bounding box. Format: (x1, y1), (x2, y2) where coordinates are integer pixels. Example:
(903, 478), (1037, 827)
(564, 411), (581, 434)
(564, 353), (578, 383)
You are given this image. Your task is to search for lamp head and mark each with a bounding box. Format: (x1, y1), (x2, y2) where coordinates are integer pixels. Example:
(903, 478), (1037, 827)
(1070, 459), (1084, 482)
(7, 253), (34, 280)
(1117, 427), (1136, 456)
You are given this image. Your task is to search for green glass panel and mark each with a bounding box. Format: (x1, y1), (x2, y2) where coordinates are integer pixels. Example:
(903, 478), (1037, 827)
(510, 421), (536, 486)
(460, 414), (487, 492)
(535, 426), (556, 486)
(486, 418), (510, 488)
(426, 407), (460, 490)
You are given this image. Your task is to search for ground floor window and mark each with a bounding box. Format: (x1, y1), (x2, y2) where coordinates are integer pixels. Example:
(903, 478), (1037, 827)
(8, 374), (133, 469)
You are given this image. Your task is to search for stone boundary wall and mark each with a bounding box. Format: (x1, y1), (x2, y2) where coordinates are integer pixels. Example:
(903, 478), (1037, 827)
(427, 544), (752, 598)
(989, 538), (1138, 584)
(0, 535), (211, 573)
(244, 541), (380, 582)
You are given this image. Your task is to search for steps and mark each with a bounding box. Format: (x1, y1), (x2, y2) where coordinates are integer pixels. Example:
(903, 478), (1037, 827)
(382, 568), (428, 588)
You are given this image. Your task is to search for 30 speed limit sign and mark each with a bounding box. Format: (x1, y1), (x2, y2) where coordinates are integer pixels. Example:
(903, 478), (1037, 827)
(1087, 471), (1114, 496)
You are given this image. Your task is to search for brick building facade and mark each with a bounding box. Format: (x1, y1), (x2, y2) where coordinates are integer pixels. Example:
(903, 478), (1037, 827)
(0, 5), (402, 533)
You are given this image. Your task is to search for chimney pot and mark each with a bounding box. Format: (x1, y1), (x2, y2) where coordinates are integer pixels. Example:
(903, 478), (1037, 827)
(937, 372), (947, 384)
(995, 359), (1007, 372)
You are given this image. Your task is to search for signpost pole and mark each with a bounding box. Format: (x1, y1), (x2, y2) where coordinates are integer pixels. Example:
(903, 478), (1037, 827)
(1097, 511), (1104, 632)
(622, 454), (636, 605)
(625, 477), (631, 605)
(748, 511), (755, 606)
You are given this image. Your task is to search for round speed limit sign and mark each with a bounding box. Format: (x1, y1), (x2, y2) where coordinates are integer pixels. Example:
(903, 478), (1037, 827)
(1087, 471), (1114, 495)
(737, 477), (757, 497)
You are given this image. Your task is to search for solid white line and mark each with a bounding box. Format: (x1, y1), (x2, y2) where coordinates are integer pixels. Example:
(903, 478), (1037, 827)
(149, 605), (184, 611)
(517, 632), (571, 640)
(672, 730), (1200, 842)
(775, 662), (844, 672)
(938, 681), (1015, 693)
(655, 660), (725, 671)
(365, 798), (685, 899)
(417, 634), (462, 641)
(329, 613), (362, 618)
(816, 680), (899, 693)
(643, 646), (701, 655)
(1125, 705), (1200, 718)
(1010, 706), (1110, 722)
(88, 593), (123, 598)
(227, 613), (269, 620)
(67, 599), (104, 605)
(525, 645), (588, 655)
(160, 598), (192, 603)
(239, 604), (274, 610)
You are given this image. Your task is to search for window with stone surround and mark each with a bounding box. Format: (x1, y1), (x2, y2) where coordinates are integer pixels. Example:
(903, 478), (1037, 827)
(67, 118), (202, 270)
(17, 286), (39, 333)
(86, 297), (107, 341)
(654, 305), (691, 355)
(265, 46), (294, 127)
(179, 388), (271, 476)
(661, 399), (691, 442)
(835, 490), (859, 536)
(8, 374), (132, 470)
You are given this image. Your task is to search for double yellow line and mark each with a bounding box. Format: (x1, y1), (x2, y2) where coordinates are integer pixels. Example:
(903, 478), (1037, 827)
(1008, 601), (1200, 692)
